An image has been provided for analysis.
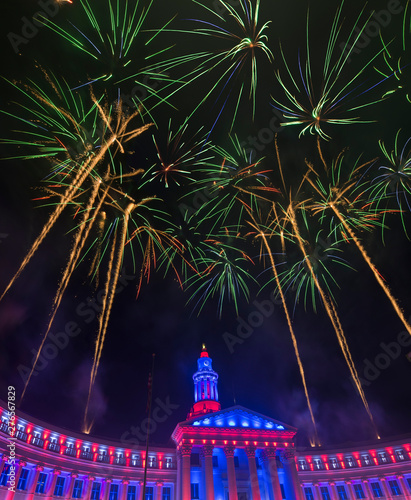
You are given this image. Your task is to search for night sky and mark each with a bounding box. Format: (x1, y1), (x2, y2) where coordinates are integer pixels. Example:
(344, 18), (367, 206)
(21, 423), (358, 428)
(0, 0), (411, 451)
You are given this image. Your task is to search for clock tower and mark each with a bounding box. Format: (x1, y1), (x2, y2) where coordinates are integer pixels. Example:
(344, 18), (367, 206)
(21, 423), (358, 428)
(187, 345), (221, 418)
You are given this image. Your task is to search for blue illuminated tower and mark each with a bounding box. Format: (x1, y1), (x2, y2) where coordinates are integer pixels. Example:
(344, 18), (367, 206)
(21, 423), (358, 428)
(188, 345), (221, 418)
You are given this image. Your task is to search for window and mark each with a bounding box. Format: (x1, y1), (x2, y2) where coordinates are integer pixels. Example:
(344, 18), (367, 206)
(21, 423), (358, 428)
(346, 456), (355, 467)
(190, 454), (200, 466)
(36, 473), (48, 494)
(0, 464), (11, 486)
(378, 453), (388, 464)
(407, 478), (411, 492)
(337, 485), (348, 500)
(314, 459), (323, 470)
(255, 457), (261, 469)
(54, 476), (66, 497)
(145, 487), (154, 500)
(320, 486), (331, 500)
(388, 480), (401, 496)
(49, 438), (60, 452)
(305, 487), (314, 500)
(73, 480), (83, 499)
(127, 486), (136, 500)
(165, 457), (173, 469)
(354, 484), (365, 499)
(234, 456), (240, 468)
(395, 450), (405, 461)
(191, 483), (199, 500)
(162, 487), (171, 500)
(91, 482), (101, 500)
(329, 458), (339, 469)
(371, 482), (383, 498)
(17, 468), (29, 490)
(212, 456), (219, 468)
(280, 484), (286, 499)
(109, 484), (119, 500)
(148, 456), (156, 468)
(298, 460), (307, 470)
(362, 455), (371, 466)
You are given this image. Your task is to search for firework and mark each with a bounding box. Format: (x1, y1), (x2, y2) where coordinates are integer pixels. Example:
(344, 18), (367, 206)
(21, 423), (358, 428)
(184, 229), (256, 317)
(307, 151), (411, 338)
(173, 0), (273, 131)
(39, 0), (184, 118)
(0, 72), (186, 412)
(187, 135), (279, 233)
(272, 2), (386, 140)
(370, 130), (411, 238)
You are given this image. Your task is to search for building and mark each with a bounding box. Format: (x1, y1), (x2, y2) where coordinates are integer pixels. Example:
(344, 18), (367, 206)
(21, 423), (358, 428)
(1, 347), (410, 500)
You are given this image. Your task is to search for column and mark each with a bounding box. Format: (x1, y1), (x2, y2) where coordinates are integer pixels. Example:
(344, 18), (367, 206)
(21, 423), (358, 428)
(379, 478), (392, 500)
(103, 479), (113, 500)
(203, 445), (215, 500)
(121, 479), (129, 500)
(176, 451), (182, 500)
(180, 444), (192, 500)
(281, 450), (304, 500)
(65, 473), (78, 500)
(245, 446), (261, 500)
(156, 481), (163, 500)
(329, 482), (338, 500)
(138, 481), (144, 500)
(345, 482), (356, 500)
(313, 483), (322, 500)
(362, 480), (373, 500)
(27, 464), (44, 500)
(83, 475), (95, 500)
(397, 475), (411, 500)
(5, 460), (27, 500)
(0, 455), (9, 476)
(262, 448), (282, 500)
(224, 445), (238, 500)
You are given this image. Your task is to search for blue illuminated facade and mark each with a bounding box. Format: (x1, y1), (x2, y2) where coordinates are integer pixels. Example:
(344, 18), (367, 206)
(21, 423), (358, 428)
(172, 348), (303, 500)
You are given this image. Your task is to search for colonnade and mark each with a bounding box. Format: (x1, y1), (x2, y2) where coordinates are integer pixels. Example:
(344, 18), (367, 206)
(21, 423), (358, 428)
(176, 444), (302, 500)
(0, 457), (167, 500)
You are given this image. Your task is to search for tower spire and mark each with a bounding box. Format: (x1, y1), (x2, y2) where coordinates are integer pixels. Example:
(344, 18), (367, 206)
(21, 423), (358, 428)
(188, 345), (221, 419)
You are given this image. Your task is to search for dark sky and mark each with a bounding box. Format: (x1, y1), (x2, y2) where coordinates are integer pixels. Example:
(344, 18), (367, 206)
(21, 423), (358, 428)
(0, 0), (411, 450)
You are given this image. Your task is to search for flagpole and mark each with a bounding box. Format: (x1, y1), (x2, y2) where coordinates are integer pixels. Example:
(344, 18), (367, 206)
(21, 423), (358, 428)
(142, 353), (155, 500)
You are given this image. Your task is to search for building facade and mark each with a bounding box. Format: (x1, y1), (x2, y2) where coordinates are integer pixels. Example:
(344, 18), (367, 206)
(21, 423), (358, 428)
(1, 348), (410, 500)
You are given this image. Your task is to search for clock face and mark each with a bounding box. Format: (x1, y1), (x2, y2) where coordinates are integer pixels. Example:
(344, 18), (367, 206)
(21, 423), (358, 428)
(204, 360), (209, 366)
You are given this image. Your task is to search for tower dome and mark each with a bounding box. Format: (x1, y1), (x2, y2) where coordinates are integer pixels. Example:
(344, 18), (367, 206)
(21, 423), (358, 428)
(187, 345), (221, 418)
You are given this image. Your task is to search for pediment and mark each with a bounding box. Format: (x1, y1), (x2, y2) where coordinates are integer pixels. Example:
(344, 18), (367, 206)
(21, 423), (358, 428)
(182, 405), (296, 432)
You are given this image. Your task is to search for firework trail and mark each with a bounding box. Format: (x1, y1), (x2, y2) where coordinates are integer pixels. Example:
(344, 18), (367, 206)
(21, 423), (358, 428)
(287, 202), (380, 439)
(330, 202), (411, 338)
(246, 210), (320, 446)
